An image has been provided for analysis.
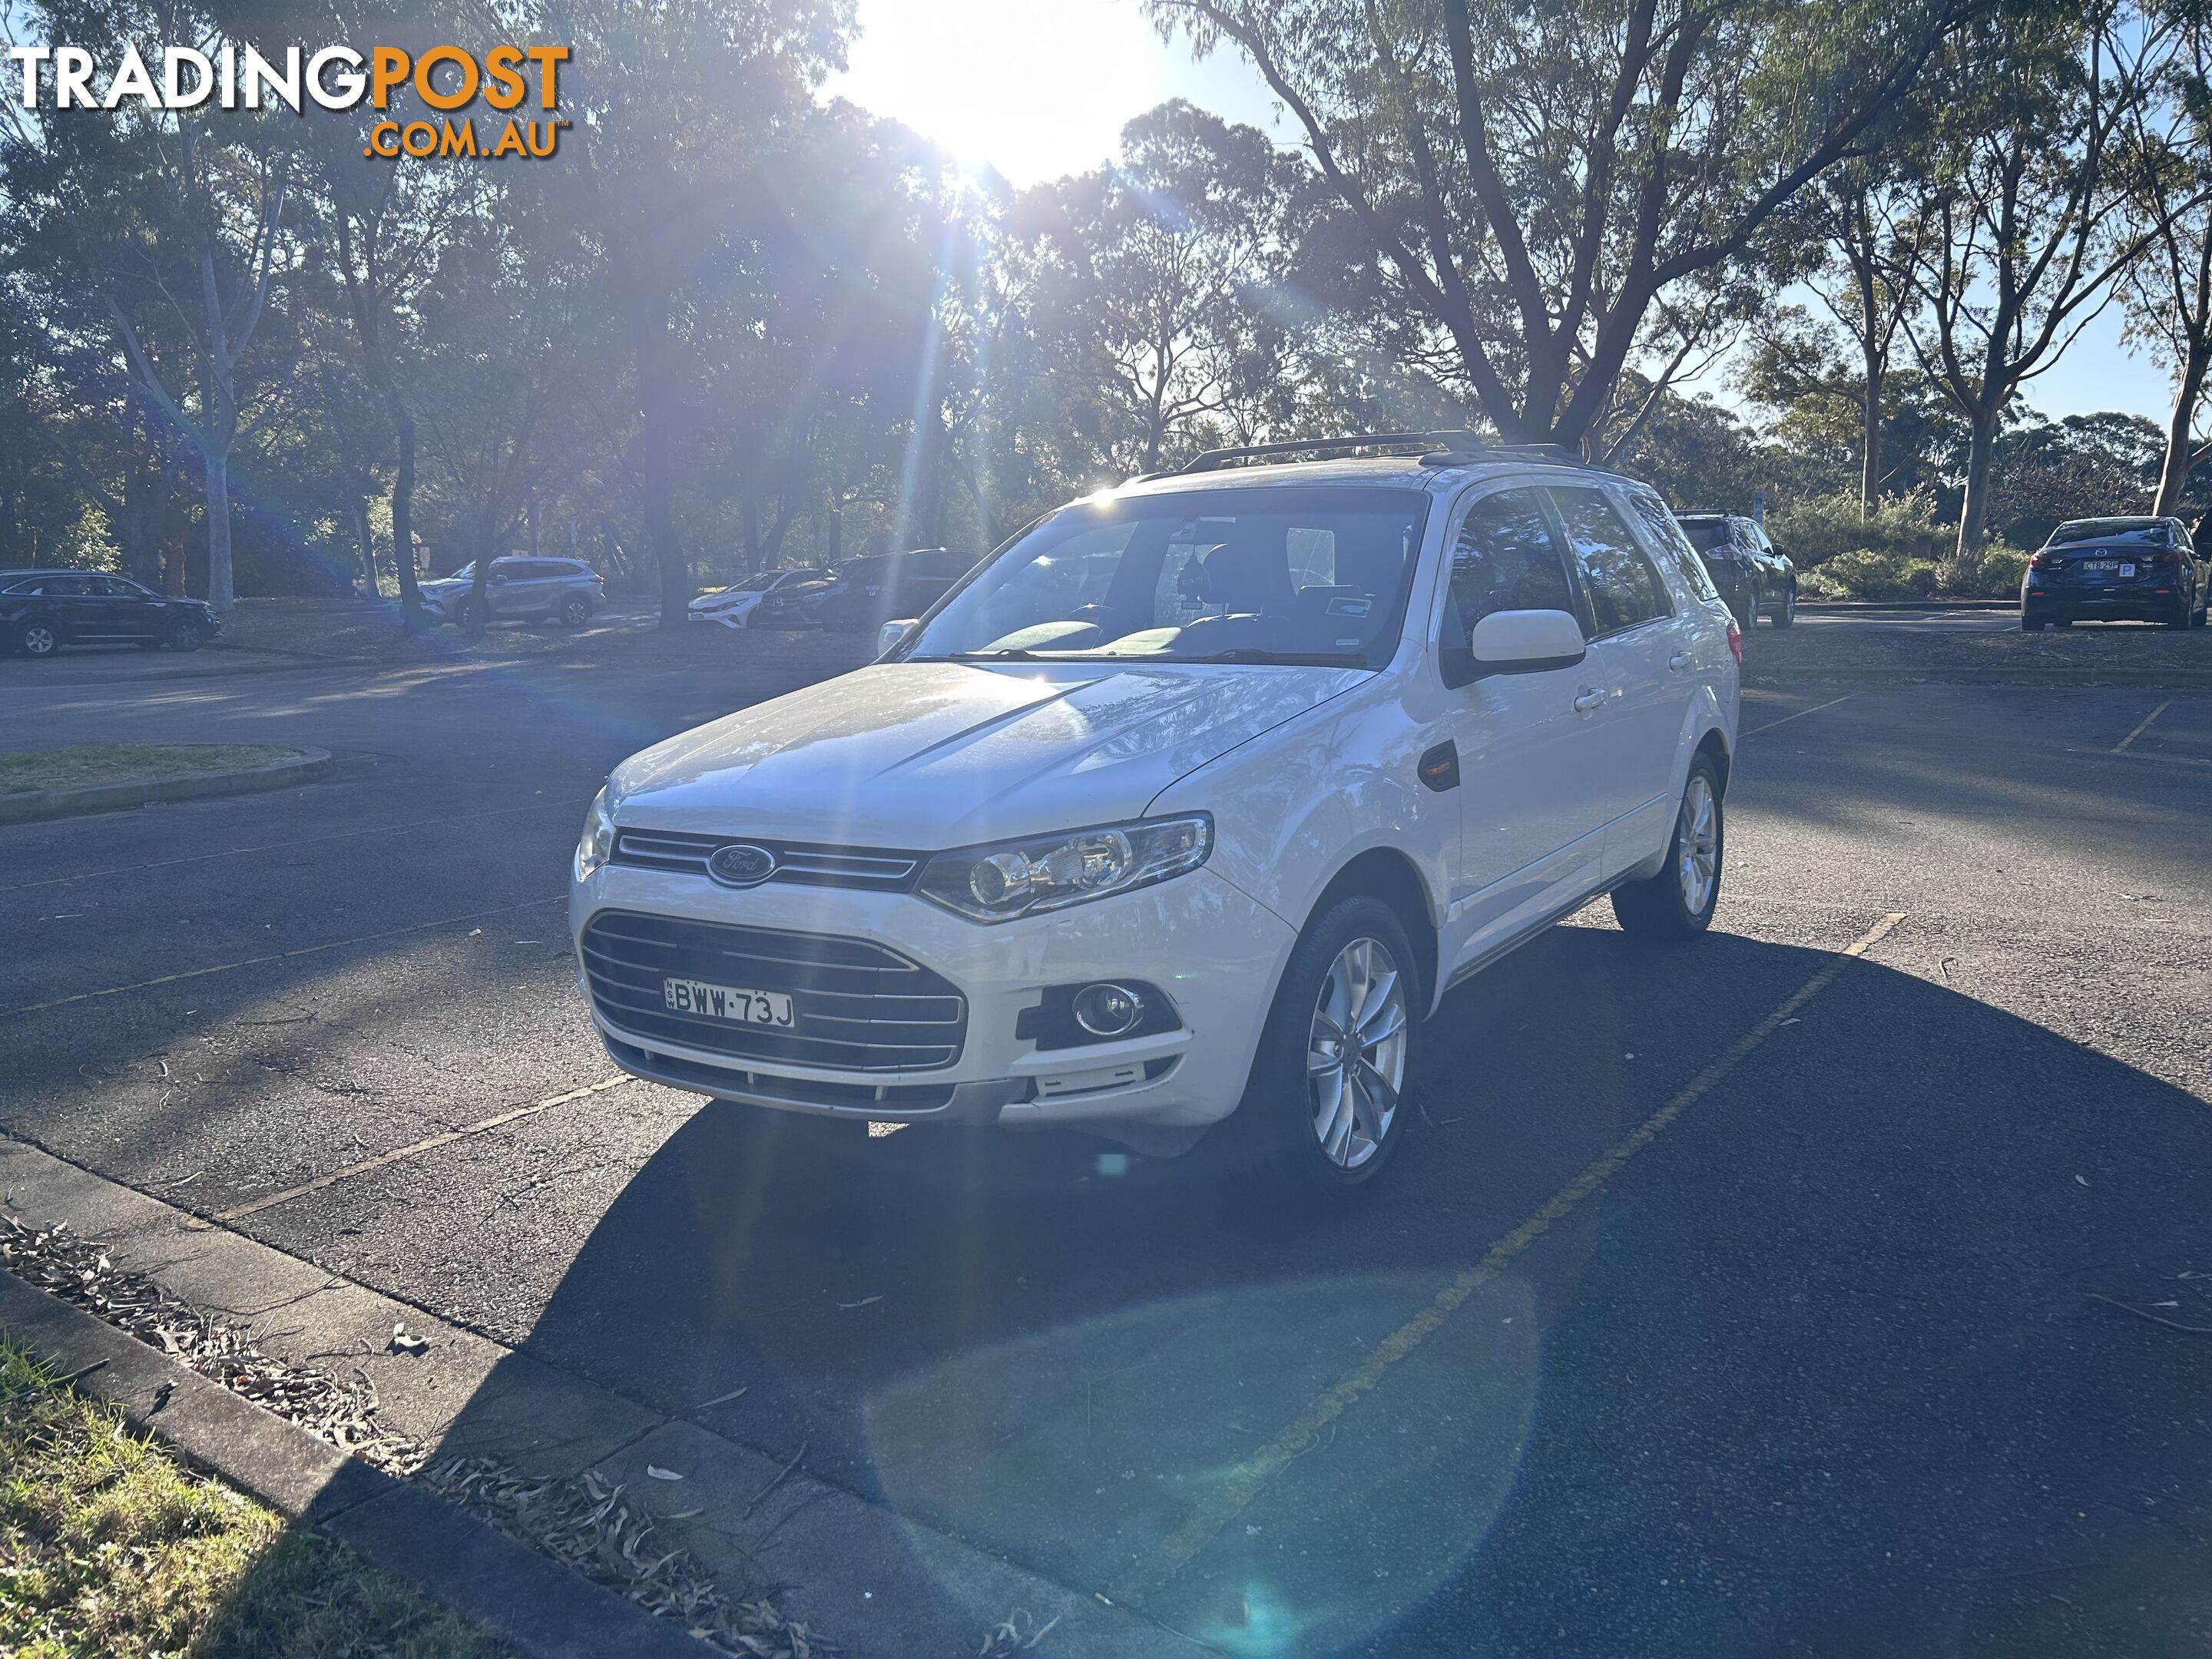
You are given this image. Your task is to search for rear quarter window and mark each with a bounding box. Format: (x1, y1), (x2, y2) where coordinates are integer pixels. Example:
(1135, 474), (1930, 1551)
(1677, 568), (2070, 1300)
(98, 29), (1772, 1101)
(1624, 490), (1721, 604)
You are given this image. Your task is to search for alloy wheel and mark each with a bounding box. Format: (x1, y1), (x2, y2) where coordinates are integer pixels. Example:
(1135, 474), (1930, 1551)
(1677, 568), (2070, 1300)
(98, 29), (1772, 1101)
(1306, 936), (1409, 1170)
(22, 624), (55, 656)
(1677, 773), (1720, 916)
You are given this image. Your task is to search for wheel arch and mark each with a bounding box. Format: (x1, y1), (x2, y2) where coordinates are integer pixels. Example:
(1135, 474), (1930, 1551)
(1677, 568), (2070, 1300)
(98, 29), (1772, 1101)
(1303, 846), (1439, 1018)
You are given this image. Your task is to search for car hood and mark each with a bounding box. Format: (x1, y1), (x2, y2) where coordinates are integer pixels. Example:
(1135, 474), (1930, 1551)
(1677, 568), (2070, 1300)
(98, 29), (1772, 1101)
(608, 661), (1368, 848)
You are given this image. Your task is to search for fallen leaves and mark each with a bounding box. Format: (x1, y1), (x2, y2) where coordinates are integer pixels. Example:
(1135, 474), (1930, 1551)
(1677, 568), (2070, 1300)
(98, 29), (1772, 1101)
(0, 1214), (423, 1472)
(425, 1456), (832, 1657)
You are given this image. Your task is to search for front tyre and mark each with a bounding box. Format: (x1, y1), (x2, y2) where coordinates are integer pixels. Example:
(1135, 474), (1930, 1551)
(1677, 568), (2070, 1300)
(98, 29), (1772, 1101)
(165, 617), (205, 652)
(1226, 895), (1415, 1195)
(1612, 755), (1724, 939)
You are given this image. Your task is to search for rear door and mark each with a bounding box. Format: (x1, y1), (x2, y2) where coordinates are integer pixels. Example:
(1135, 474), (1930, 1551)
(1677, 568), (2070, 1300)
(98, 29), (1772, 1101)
(1437, 484), (1616, 952)
(39, 575), (101, 641)
(1545, 485), (1686, 870)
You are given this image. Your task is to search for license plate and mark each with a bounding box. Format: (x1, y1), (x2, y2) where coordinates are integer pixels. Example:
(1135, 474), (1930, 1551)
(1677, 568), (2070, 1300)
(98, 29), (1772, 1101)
(2084, 560), (2134, 576)
(662, 978), (795, 1027)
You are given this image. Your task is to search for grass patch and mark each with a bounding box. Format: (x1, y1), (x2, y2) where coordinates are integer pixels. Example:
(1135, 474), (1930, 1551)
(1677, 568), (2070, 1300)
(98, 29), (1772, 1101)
(0, 746), (303, 795)
(0, 1339), (507, 1657)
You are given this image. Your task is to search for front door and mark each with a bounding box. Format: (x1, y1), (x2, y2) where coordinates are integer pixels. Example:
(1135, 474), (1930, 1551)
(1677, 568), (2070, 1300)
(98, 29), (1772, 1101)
(1437, 485), (1616, 962)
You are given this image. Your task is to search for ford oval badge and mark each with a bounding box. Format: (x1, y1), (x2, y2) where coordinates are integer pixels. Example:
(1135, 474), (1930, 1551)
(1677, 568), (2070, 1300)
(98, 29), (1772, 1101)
(706, 843), (777, 888)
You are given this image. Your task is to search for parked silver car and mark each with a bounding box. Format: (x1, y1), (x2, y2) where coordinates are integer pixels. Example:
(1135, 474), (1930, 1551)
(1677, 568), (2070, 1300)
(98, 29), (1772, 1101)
(421, 556), (604, 628)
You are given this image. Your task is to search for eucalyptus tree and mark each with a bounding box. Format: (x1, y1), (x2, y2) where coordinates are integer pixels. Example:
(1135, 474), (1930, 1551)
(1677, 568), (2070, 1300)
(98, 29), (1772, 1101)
(538, 0), (852, 624)
(1899, 0), (2168, 559)
(2118, 0), (2212, 515)
(1, 0), (300, 607)
(1143, 0), (1975, 451)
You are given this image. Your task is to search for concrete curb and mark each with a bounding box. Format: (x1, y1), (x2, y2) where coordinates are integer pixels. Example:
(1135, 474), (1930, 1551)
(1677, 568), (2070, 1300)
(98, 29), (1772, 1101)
(1799, 598), (2015, 612)
(0, 1134), (1198, 1657)
(0, 1267), (708, 1659)
(1749, 667), (2212, 690)
(0, 747), (333, 826)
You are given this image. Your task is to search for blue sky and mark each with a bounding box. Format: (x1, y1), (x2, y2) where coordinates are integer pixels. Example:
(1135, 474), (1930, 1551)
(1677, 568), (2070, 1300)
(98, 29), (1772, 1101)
(829, 0), (2171, 428)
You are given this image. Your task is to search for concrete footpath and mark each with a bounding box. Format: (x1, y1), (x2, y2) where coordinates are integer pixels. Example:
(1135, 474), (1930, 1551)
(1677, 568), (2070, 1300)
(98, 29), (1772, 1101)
(0, 1133), (1193, 1657)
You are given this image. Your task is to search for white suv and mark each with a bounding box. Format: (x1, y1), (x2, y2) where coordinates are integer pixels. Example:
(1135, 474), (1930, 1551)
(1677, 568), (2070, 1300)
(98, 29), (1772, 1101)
(420, 556), (603, 628)
(571, 437), (1740, 1190)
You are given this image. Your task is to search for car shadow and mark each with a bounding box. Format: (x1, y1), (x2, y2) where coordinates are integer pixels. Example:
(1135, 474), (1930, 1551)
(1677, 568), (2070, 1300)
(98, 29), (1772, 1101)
(377, 922), (2212, 1657)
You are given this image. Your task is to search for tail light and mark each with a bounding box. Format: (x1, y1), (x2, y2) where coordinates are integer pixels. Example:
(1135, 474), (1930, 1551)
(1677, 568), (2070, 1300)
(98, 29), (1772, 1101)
(1726, 618), (1743, 664)
(2151, 550), (2181, 566)
(2028, 550), (2062, 568)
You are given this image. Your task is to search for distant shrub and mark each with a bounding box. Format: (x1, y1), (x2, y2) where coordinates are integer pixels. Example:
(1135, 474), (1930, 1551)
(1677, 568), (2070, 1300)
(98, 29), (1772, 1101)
(1798, 544), (2028, 601)
(1767, 490), (1947, 570)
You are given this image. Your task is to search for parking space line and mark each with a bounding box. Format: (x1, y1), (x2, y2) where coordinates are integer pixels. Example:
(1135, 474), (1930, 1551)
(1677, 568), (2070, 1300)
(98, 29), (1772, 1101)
(190, 1075), (638, 1227)
(0, 800), (578, 894)
(1745, 694), (1852, 737)
(0, 897), (561, 1020)
(1108, 909), (1906, 1607)
(2112, 697), (2175, 753)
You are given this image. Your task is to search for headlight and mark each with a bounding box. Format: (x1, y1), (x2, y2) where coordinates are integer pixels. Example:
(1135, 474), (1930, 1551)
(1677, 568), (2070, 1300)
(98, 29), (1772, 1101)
(916, 815), (1212, 923)
(575, 786), (616, 881)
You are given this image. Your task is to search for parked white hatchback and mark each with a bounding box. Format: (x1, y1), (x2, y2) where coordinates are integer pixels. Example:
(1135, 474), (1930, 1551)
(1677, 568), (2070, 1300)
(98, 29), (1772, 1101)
(571, 435), (1741, 1190)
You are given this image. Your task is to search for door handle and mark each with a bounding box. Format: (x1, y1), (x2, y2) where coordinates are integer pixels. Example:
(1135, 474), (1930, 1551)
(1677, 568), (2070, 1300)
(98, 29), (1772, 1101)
(1572, 687), (1607, 713)
(1668, 651), (1693, 672)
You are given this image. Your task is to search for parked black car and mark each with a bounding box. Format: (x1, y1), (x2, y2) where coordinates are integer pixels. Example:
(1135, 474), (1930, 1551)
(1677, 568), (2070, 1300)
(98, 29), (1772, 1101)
(1674, 514), (1796, 628)
(809, 548), (979, 633)
(2022, 516), (2208, 630)
(1, 570), (220, 657)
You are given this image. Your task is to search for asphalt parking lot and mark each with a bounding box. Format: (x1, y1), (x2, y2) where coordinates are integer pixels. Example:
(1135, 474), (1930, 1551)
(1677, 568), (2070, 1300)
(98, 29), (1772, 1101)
(3, 627), (2210, 1656)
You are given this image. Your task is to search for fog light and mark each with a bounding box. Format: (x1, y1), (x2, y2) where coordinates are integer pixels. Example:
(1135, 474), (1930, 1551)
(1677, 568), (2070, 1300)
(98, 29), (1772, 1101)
(1072, 982), (1144, 1037)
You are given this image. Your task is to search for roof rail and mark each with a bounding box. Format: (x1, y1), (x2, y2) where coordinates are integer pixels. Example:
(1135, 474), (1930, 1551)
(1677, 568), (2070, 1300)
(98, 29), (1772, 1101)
(1171, 430), (1588, 476)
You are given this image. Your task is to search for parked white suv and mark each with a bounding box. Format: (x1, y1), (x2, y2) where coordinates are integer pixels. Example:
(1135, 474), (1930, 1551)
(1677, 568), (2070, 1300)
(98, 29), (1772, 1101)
(420, 555), (603, 628)
(571, 436), (1740, 1190)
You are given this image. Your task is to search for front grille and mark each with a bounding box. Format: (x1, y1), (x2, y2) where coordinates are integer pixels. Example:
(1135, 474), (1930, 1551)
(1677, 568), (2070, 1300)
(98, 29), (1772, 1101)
(611, 828), (920, 892)
(581, 910), (965, 1071)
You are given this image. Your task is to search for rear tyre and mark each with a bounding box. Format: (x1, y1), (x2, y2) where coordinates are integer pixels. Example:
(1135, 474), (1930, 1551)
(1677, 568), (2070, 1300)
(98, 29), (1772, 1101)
(2022, 614), (2045, 631)
(558, 594), (591, 627)
(1769, 582), (1796, 628)
(1730, 586), (1759, 631)
(455, 596), (488, 637)
(1221, 894), (1416, 1197)
(2053, 618), (2074, 628)
(15, 621), (57, 658)
(1612, 755), (1724, 939)
(2166, 597), (2192, 630)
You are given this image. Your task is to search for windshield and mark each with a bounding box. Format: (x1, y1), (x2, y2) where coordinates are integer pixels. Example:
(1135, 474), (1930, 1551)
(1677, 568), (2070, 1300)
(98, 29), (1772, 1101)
(896, 485), (1431, 667)
(448, 563), (474, 581)
(2051, 518), (2167, 547)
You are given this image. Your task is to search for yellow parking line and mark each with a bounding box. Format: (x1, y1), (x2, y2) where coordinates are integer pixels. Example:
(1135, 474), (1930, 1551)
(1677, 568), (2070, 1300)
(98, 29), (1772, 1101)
(2112, 698), (2174, 753)
(191, 1075), (637, 1227)
(0, 897), (561, 1020)
(1107, 909), (1906, 1607)
(1744, 694), (1852, 737)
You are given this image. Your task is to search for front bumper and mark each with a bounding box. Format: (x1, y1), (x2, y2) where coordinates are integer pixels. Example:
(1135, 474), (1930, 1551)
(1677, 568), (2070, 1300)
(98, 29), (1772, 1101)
(570, 863), (1296, 1129)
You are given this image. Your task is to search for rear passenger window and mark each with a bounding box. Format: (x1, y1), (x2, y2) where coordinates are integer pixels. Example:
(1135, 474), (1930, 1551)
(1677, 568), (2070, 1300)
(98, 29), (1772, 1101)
(1551, 488), (1671, 634)
(1444, 488), (1576, 644)
(1624, 490), (1720, 604)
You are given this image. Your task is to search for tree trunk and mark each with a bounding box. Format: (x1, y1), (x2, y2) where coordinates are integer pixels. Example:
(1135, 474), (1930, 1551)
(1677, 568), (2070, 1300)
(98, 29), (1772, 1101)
(1859, 331), (1883, 519)
(203, 449), (234, 608)
(631, 282), (690, 626)
(2154, 347), (2210, 517)
(387, 391), (423, 624)
(1953, 406), (1999, 567)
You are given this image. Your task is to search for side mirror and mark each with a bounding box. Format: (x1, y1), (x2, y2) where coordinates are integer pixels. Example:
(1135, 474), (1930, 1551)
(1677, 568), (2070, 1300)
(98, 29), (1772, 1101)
(488, 571), (508, 585)
(1441, 608), (1587, 687)
(877, 618), (920, 657)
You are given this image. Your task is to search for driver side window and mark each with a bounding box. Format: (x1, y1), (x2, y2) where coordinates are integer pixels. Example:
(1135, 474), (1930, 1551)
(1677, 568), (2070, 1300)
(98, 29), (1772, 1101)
(1443, 488), (1576, 647)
